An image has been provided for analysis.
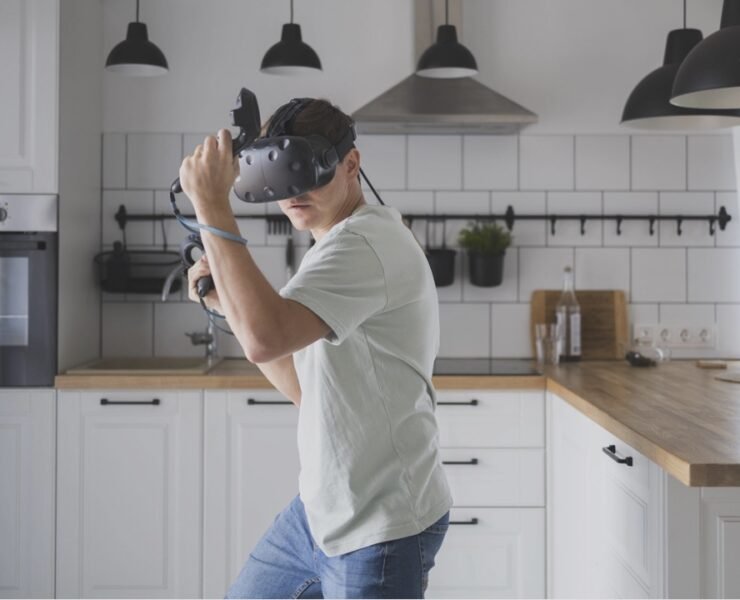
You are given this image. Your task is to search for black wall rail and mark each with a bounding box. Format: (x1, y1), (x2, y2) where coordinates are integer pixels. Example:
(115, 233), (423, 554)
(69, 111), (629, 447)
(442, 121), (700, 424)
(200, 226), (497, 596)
(114, 203), (732, 238)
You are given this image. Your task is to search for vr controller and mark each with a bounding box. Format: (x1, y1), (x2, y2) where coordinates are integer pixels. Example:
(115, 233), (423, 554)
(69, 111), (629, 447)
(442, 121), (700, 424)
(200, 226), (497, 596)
(171, 87), (358, 300)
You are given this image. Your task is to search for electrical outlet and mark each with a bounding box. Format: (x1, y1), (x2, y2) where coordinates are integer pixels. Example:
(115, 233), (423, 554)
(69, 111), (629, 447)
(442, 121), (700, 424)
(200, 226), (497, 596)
(633, 323), (717, 349)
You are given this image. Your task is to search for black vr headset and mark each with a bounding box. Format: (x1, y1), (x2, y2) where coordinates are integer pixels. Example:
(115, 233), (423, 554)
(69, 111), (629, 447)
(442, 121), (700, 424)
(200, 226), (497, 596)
(233, 95), (359, 203)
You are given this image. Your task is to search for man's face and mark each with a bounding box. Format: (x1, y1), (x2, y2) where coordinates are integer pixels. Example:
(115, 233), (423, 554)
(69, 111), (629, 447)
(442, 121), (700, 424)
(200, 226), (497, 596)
(277, 149), (359, 233)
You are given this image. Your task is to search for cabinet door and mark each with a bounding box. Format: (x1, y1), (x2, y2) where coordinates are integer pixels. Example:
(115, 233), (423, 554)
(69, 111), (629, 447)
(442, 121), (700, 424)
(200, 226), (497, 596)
(436, 390), (544, 448)
(0, 389), (55, 599)
(425, 507), (545, 599)
(203, 390), (299, 599)
(0, 0), (58, 192)
(701, 488), (740, 599)
(547, 391), (603, 598)
(56, 390), (202, 598)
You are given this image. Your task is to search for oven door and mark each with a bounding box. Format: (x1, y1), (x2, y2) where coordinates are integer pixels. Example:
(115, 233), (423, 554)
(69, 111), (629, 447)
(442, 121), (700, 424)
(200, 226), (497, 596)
(0, 232), (57, 386)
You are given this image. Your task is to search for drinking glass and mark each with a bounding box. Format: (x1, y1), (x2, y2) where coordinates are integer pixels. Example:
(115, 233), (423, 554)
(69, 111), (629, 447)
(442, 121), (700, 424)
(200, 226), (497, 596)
(535, 322), (562, 367)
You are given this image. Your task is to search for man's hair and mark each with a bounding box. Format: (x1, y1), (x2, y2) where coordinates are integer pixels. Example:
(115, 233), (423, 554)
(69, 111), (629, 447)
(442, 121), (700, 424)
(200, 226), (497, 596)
(268, 99), (354, 146)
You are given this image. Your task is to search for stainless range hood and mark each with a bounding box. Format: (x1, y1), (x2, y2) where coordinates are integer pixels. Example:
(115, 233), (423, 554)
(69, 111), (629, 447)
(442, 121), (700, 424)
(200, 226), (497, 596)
(352, 0), (537, 135)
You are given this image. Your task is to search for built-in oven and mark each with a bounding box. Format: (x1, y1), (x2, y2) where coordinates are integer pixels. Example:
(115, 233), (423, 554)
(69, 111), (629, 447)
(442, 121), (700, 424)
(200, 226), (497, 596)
(0, 195), (57, 386)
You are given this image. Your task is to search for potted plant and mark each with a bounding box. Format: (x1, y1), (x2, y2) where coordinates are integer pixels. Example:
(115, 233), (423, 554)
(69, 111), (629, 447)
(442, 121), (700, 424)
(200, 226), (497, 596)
(457, 221), (513, 287)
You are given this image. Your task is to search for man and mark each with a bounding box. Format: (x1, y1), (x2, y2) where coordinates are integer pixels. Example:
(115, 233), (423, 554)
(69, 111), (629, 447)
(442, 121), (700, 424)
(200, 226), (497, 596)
(180, 98), (452, 598)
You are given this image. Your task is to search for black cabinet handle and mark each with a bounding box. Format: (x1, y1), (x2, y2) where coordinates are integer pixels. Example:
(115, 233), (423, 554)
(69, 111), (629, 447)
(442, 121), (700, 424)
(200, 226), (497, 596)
(438, 399), (479, 406)
(450, 518), (479, 525)
(602, 444), (633, 467)
(246, 397), (293, 405)
(100, 398), (160, 406)
(442, 458), (479, 465)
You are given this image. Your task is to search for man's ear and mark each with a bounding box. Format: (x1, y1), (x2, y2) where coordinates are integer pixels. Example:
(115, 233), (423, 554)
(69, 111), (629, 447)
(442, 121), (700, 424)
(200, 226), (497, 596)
(342, 148), (360, 178)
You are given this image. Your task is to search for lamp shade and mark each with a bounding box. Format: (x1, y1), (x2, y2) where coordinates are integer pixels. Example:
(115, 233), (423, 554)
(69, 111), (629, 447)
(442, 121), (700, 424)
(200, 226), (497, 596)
(105, 22), (168, 76)
(260, 23), (322, 75)
(416, 25), (478, 79)
(622, 28), (740, 129)
(671, 0), (740, 109)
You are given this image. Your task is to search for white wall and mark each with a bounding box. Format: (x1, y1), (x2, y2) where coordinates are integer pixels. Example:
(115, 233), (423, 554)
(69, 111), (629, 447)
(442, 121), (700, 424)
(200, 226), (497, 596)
(464, 0), (726, 134)
(95, 0), (740, 361)
(102, 0), (415, 133)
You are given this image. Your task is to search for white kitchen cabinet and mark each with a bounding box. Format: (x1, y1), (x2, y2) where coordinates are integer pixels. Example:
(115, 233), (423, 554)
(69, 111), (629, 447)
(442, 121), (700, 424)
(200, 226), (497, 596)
(427, 389), (546, 598)
(0, 389), (55, 599)
(56, 390), (202, 599)
(548, 390), (740, 599)
(203, 390), (299, 599)
(0, 0), (58, 193)
(426, 507), (545, 599)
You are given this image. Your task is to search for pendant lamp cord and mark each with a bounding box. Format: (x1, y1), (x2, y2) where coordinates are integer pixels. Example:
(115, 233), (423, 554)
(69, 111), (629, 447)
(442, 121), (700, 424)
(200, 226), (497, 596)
(290, 0), (294, 24)
(136, 0), (140, 22)
(683, 0), (686, 28)
(445, 0), (449, 25)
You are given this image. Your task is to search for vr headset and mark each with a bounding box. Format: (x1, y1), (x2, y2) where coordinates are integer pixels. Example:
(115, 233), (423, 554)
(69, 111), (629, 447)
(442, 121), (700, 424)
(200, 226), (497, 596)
(233, 95), (358, 203)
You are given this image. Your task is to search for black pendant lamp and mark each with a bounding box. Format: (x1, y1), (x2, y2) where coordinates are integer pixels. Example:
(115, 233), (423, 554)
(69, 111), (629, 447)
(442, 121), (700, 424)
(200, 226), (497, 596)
(621, 0), (740, 129)
(416, 0), (478, 78)
(105, 0), (168, 76)
(672, 0), (740, 108)
(260, 0), (322, 75)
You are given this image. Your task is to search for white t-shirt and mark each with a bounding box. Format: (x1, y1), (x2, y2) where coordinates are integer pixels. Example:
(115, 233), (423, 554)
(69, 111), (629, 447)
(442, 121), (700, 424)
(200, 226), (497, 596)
(279, 203), (453, 557)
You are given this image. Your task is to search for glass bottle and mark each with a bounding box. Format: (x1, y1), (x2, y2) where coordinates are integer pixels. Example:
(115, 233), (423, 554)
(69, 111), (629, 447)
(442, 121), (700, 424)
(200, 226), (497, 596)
(556, 266), (581, 362)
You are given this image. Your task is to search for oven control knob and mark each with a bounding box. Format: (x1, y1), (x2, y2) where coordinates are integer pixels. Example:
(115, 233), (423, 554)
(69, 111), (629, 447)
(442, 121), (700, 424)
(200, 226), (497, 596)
(0, 208), (7, 222)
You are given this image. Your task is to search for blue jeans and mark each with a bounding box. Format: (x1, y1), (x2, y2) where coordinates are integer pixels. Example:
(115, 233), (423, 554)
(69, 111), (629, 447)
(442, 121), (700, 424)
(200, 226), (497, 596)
(225, 495), (449, 599)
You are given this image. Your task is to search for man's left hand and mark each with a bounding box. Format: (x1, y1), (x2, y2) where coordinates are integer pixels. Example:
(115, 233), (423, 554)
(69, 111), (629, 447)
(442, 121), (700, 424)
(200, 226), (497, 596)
(179, 128), (238, 214)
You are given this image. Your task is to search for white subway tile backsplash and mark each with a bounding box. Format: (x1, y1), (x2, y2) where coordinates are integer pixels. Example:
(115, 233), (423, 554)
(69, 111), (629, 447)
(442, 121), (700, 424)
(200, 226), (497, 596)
(519, 247), (574, 301)
(356, 135), (406, 189)
(546, 192), (603, 247)
(103, 133), (126, 188)
(127, 133), (183, 189)
(408, 135), (461, 190)
(462, 249), (518, 302)
(659, 192), (716, 247)
(491, 192), (547, 246)
(435, 191), (489, 246)
(631, 135), (686, 190)
(575, 136), (629, 191)
(717, 304), (740, 357)
(659, 303), (715, 323)
(688, 248), (740, 302)
(603, 192), (658, 247)
(490, 303), (532, 358)
(102, 303), (153, 357)
(382, 191), (434, 215)
(520, 136), (574, 190)
(103, 190), (154, 246)
(153, 302), (210, 357)
(631, 248), (686, 302)
(575, 248), (630, 294)
(630, 303), (659, 329)
(463, 136), (517, 190)
(438, 303), (490, 357)
(688, 135), (735, 191)
(716, 192), (740, 247)
(98, 121), (740, 361)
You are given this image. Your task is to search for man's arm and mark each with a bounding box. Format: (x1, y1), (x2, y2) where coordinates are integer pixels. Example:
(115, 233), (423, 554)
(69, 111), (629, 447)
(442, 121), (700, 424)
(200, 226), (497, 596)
(254, 354), (301, 407)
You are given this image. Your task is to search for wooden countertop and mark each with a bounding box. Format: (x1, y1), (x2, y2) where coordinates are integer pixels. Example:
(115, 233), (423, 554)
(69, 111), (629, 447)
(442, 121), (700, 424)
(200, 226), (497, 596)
(54, 358), (545, 390)
(546, 361), (740, 487)
(55, 358), (740, 487)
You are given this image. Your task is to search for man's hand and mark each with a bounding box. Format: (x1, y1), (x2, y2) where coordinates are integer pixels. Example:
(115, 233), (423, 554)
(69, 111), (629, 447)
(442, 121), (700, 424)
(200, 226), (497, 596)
(187, 255), (223, 313)
(179, 128), (238, 214)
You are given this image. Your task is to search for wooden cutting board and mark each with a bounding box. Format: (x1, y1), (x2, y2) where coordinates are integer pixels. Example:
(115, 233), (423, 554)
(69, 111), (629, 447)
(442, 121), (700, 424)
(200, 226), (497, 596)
(530, 290), (629, 360)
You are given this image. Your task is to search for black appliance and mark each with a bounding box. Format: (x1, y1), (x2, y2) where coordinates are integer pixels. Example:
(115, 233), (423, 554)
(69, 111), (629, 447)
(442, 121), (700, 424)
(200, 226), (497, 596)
(433, 358), (541, 376)
(0, 195), (57, 386)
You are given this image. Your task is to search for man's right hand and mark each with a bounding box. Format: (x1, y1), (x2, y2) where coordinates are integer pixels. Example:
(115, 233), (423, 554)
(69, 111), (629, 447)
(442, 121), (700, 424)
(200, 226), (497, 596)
(188, 255), (223, 313)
